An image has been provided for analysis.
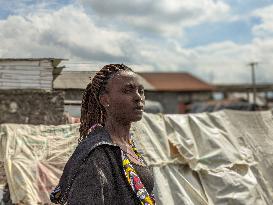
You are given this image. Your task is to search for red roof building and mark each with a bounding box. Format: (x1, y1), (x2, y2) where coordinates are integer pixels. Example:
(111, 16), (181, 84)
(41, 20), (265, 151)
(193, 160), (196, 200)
(138, 72), (215, 92)
(138, 72), (215, 113)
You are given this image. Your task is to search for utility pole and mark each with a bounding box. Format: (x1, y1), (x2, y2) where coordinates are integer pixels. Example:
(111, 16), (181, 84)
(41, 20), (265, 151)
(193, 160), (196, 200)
(249, 62), (258, 108)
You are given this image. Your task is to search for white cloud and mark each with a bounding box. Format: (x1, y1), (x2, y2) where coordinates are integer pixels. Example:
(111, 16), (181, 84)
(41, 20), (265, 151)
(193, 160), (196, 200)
(1, 2), (273, 84)
(0, 6), (132, 61)
(80, 0), (230, 37)
(252, 5), (273, 38)
(189, 39), (273, 83)
(192, 42), (254, 83)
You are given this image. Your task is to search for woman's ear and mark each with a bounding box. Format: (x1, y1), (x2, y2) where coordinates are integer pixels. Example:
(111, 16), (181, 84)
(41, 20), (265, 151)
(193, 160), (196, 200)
(99, 94), (110, 108)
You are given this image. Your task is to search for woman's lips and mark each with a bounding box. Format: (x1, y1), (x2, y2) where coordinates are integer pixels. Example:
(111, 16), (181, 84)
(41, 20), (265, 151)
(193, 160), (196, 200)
(134, 105), (144, 112)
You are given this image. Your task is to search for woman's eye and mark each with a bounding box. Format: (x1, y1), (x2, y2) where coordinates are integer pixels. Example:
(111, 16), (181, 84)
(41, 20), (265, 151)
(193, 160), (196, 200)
(139, 89), (144, 95)
(123, 87), (144, 94)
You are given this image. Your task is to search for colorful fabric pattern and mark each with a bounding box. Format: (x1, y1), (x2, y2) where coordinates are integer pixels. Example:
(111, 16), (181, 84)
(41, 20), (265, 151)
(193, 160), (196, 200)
(121, 137), (156, 205)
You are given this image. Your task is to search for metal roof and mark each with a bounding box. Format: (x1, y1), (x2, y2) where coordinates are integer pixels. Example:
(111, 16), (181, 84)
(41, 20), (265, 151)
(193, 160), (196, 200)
(138, 72), (215, 92)
(215, 83), (273, 92)
(53, 71), (95, 89)
(0, 58), (67, 67)
(53, 71), (155, 90)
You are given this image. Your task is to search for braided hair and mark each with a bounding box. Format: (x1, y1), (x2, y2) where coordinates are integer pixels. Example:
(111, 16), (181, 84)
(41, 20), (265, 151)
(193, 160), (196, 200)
(79, 64), (133, 143)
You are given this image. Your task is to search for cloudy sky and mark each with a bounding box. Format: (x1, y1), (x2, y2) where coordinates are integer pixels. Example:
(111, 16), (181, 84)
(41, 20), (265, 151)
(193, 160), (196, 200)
(0, 0), (273, 83)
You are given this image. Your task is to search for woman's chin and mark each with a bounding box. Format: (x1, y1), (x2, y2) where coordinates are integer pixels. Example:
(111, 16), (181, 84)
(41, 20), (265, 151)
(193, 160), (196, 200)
(132, 112), (143, 122)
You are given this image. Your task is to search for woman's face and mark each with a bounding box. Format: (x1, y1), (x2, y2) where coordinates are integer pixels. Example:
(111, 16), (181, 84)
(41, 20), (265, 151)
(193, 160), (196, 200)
(101, 71), (145, 124)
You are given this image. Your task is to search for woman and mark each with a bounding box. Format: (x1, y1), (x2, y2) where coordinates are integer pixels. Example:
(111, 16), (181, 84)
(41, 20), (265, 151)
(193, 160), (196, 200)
(50, 64), (156, 205)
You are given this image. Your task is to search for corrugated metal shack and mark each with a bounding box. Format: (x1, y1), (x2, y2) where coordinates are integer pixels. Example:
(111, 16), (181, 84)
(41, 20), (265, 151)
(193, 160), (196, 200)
(0, 58), (69, 204)
(0, 58), (64, 91)
(0, 58), (67, 125)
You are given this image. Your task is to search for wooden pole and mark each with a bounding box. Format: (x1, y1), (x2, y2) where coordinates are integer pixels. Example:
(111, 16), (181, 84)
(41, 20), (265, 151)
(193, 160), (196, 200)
(249, 62), (258, 108)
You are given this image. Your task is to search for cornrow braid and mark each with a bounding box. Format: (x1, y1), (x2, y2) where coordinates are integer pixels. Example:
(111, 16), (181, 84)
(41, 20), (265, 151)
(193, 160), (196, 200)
(79, 64), (133, 143)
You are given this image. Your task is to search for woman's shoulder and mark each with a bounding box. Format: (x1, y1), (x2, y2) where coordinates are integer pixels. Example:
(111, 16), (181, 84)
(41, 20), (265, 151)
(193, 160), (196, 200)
(60, 127), (116, 179)
(86, 144), (121, 164)
(52, 129), (121, 204)
(71, 127), (114, 160)
(68, 127), (122, 174)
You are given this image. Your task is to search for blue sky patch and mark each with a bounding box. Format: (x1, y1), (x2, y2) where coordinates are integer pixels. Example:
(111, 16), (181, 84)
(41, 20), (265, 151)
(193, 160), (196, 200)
(184, 16), (262, 47)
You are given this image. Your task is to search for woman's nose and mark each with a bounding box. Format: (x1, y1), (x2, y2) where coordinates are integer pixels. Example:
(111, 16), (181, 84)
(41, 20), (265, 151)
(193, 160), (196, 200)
(134, 91), (144, 103)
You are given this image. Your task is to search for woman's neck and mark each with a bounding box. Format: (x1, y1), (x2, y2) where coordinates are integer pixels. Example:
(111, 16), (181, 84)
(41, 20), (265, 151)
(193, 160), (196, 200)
(104, 118), (131, 145)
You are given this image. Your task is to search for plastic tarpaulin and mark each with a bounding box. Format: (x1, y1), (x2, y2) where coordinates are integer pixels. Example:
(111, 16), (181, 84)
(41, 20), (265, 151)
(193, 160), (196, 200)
(172, 110), (273, 204)
(0, 124), (79, 204)
(0, 110), (273, 204)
